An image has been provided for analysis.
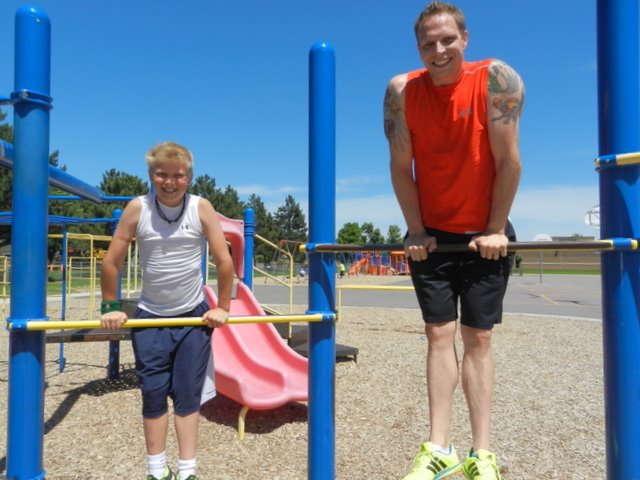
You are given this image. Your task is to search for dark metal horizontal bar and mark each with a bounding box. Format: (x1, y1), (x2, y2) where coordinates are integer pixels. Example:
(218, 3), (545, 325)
(302, 238), (639, 254)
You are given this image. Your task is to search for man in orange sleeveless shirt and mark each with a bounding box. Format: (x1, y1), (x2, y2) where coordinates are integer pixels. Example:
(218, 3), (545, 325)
(384, 3), (524, 480)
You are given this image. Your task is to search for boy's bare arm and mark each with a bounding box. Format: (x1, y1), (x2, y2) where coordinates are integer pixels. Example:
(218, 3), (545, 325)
(101, 199), (141, 302)
(199, 199), (234, 314)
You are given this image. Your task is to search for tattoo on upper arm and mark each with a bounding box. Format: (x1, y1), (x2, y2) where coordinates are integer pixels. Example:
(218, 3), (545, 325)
(384, 85), (411, 154)
(384, 86), (396, 141)
(488, 61), (525, 125)
(384, 86), (400, 141)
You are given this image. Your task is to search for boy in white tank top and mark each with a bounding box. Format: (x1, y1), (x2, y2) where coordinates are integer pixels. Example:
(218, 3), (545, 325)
(100, 142), (234, 480)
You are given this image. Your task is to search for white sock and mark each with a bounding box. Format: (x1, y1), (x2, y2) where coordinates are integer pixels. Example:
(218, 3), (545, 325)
(431, 443), (452, 455)
(147, 451), (167, 478)
(178, 457), (197, 479)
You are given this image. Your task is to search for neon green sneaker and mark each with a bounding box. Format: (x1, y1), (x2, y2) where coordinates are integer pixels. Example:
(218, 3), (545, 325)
(402, 442), (462, 480)
(462, 450), (503, 480)
(146, 466), (176, 480)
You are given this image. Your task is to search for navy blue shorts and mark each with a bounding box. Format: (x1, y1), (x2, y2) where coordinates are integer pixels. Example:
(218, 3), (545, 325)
(131, 300), (212, 418)
(408, 223), (516, 330)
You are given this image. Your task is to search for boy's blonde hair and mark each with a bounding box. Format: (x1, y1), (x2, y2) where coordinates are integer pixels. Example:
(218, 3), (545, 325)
(145, 141), (194, 177)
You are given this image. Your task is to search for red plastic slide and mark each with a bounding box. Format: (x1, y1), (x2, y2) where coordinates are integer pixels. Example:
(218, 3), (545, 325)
(204, 283), (308, 425)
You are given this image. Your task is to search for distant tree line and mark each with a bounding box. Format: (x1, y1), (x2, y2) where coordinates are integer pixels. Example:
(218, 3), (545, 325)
(0, 110), (403, 263)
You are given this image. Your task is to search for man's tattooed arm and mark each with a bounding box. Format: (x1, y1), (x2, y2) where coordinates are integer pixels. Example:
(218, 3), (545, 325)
(383, 75), (411, 150)
(488, 60), (525, 125)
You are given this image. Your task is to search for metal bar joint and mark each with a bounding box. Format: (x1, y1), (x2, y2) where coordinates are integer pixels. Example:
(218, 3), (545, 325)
(305, 310), (336, 322)
(610, 237), (639, 251)
(0, 89), (54, 109)
(6, 316), (50, 331)
(595, 151), (640, 170)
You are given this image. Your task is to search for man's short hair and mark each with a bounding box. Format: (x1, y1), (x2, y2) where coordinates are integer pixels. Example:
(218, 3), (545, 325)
(414, 1), (466, 40)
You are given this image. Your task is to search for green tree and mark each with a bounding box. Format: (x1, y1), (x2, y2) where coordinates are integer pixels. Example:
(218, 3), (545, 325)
(95, 168), (148, 226)
(274, 195), (307, 262)
(48, 150), (72, 217)
(190, 176), (245, 219)
(361, 222), (384, 244)
(0, 108), (13, 213)
(190, 174), (221, 206)
(0, 119), (64, 249)
(247, 194), (275, 236)
(215, 185), (245, 220)
(48, 149), (60, 168)
(246, 193), (278, 263)
(337, 222), (362, 244)
(386, 224), (403, 244)
(0, 108), (12, 143)
(0, 115), (61, 212)
(99, 168), (148, 197)
(57, 169), (148, 237)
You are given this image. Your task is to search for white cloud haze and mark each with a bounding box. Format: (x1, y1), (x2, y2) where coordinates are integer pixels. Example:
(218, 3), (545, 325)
(238, 181), (601, 242)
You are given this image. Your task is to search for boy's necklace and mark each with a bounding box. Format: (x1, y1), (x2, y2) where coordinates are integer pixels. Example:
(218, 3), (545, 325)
(155, 195), (186, 224)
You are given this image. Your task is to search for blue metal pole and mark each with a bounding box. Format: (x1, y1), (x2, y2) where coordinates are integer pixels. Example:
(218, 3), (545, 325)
(59, 225), (68, 373)
(108, 209), (123, 379)
(7, 6), (51, 479)
(307, 41), (336, 480)
(244, 208), (255, 289)
(596, 1), (640, 478)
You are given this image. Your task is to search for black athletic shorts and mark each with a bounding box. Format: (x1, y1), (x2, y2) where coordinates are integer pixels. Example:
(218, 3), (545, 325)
(407, 223), (516, 330)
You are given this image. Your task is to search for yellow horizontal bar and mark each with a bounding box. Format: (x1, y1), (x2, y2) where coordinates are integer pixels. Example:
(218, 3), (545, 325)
(616, 152), (640, 165)
(337, 285), (415, 291)
(12, 313), (329, 332)
(48, 233), (113, 242)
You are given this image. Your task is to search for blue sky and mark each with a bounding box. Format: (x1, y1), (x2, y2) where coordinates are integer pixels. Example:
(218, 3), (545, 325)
(0, 1), (600, 241)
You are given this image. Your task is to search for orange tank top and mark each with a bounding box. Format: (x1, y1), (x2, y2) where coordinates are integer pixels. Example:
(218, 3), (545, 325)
(405, 59), (494, 234)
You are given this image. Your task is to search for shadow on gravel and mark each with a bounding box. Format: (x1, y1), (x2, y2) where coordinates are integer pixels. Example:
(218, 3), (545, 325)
(200, 395), (308, 436)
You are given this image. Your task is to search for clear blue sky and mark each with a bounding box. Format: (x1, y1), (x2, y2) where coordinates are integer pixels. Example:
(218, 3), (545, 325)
(1, 1), (599, 241)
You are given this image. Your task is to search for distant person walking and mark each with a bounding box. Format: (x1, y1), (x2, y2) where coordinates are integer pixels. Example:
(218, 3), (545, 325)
(337, 261), (346, 279)
(384, 2), (524, 479)
(515, 254), (523, 275)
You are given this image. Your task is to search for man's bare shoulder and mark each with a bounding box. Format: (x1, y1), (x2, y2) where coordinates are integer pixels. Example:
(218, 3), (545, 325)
(488, 59), (524, 95)
(387, 73), (409, 94)
(487, 59), (525, 126)
(385, 73), (410, 113)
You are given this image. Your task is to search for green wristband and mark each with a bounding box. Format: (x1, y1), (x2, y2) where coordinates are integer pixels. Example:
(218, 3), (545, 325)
(101, 300), (122, 314)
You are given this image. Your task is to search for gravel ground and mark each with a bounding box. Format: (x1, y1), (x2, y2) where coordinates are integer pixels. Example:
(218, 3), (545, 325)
(0, 288), (604, 479)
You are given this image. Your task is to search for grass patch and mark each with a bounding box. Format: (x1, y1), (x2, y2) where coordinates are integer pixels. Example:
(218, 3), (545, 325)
(519, 269), (600, 276)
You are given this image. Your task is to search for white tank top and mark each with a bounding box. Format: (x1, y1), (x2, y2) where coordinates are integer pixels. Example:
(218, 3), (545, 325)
(136, 193), (205, 316)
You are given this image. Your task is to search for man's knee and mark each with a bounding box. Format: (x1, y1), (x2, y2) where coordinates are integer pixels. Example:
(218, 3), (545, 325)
(425, 320), (456, 346)
(461, 325), (493, 352)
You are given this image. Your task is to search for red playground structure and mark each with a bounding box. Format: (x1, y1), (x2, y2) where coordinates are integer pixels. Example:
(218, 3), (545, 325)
(346, 251), (408, 276)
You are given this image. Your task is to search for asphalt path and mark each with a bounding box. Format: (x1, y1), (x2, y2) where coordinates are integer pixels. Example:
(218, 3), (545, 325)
(252, 274), (602, 320)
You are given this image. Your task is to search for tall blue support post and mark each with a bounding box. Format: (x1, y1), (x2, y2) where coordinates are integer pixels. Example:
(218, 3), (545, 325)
(6, 6), (52, 479)
(597, 1), (640, 477)
(58, 225), (68, 373)
(244, 208), (255, 288)
(108, 209), (123, 379)
(307, 42), (336, 480)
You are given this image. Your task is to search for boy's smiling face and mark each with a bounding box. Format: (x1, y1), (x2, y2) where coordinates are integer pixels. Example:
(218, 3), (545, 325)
(151, 160), (192, 207)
